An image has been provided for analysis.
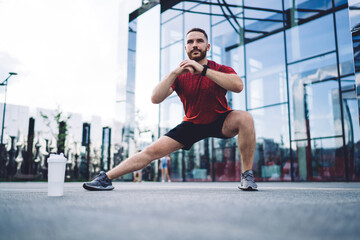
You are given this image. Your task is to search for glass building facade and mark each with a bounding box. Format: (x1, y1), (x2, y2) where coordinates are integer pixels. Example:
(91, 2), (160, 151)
(126, 0), (360, 182)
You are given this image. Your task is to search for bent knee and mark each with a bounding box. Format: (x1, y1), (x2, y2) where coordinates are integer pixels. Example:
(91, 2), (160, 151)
(238, 111), (254, 129)
(142, 145), (162, 160)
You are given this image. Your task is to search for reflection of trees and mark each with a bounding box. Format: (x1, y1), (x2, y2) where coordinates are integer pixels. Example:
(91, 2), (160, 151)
(200, 138), (210, 175)
(255, 137), (291, 179)
(186, 147), (196, 179)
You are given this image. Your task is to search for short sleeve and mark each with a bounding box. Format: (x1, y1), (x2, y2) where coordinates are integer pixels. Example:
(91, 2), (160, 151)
(219, 65), (237, 75)
(171, 77), (179, 91)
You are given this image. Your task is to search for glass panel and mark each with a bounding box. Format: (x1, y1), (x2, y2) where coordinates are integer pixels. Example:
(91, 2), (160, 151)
(184, 5), (211, 37)
(229, 77), (246, 111)
(161, 5), (182, 24)
(169, 150), (184, 181)
(185, 140), (213, 182)
(246, 32), (287, 109)
(161, 41), (183, 79)
(135, 5), (160, 129)
(311, 137), (345, 180)
(125, 19), (137, 155)
(292, 137), (345, 181)
(289, 53), (338, 140)
(244, 19), (284, 41)
(292, 137), (346, 181)
(244, 0), (283, 10)
(159, 96), (183, 135)
(210, 0), (243, 26)
(341, 75), (356, 89)
(304, 80), (342, 139)
(342, 85), (360, 180)
(213, 137), (240, 181)
(212, 16), (227, 26)
(292, 140), (306, 180)
(161, 15), (183, 48)
(217, 0), (242, 6)
(184, 1), (199, 11)
(336, 9), (355, 76)
(284, 0), (332, 24)
(348, 0), (360, 31)
(227, 45), (244, 77)
(211, 0), (242, 15)
(212, 18), (242, 52)
(250, 104), (291, 181)
(335, 0), (348, 8)
(286, 14), (335, 63)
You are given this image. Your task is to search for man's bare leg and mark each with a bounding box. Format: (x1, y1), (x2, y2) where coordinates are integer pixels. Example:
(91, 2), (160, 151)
(221, 110), (256, 172)
(106, 136), (183, 180)
(221, 110), (257, 190)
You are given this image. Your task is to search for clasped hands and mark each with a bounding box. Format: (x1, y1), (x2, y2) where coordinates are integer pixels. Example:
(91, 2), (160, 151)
(175, 59), (204, 75)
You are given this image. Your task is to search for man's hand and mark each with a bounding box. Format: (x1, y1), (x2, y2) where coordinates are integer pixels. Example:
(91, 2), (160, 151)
(179, 59), (203, 75)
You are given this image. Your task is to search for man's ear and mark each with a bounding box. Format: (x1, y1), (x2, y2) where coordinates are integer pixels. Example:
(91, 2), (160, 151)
(206, 43), (211, 51)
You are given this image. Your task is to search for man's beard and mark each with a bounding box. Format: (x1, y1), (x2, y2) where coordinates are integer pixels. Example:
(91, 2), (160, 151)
(187, 49), (207, 61)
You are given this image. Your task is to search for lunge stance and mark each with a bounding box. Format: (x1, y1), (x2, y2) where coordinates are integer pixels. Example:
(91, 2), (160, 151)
(83, 28), (257, 191)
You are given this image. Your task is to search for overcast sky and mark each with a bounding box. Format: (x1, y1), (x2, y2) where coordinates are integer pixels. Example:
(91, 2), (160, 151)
(0, 0), (143, 125)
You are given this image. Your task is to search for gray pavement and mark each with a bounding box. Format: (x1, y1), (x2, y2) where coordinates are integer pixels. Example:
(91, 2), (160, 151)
(0, 181), (360, 240)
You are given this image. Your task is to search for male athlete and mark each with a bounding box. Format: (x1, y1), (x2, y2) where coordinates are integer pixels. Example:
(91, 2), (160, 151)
(83, 28), (257, 191)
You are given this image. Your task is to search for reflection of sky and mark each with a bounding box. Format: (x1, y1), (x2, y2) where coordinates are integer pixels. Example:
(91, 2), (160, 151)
(306, 81), (342, 139)
(250, 104), (290, 147)
(349, 0), (360, 30)
(139, 1), (360, 151)
(135, 5), (160, 129)
(346, 99), (360, 142)
(286, 14), (335, 63)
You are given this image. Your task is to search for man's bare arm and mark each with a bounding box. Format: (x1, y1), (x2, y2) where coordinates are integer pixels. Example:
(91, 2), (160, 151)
(179, 59), (243, 93)
(205, 70), (243, 93)
(151, 73), (176, 104)
(151, 65), (194, 104)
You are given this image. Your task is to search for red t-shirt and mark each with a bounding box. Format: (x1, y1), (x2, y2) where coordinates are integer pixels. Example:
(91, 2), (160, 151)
(171, 60), (236, 124)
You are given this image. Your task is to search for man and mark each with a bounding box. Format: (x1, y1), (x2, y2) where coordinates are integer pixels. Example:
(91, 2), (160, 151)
(83, 28), (257, 191)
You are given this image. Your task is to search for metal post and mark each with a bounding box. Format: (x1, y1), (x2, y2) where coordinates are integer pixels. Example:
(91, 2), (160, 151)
(0, 72), (17, 178)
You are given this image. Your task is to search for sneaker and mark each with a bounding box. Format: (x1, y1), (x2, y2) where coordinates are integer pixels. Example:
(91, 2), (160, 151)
(239, 170), (258, 191)
(83, 171), (114, 191)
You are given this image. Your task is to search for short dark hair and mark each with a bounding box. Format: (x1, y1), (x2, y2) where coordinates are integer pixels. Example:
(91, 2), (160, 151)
(186, 28), (208, 41)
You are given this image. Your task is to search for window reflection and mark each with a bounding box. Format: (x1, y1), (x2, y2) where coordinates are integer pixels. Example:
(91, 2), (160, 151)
(161, 41), (183, 79)
(310, 137), (344, 180)
(286, 14), (335, 63)
(161, 15), (183, 48)
(342, 84), (360, 180)
(306, 81), (342, 138)
(289, 53), (338, 140)
(246, 32), (287, 109)
(292, 137), (345, 181)
(160, 96), (183, 135)
(153, 0), (360, 182)
(161, 6), (182, 24)
(212, 137), (240, 181)
(212, 18), (242, 51)
(336, 9), (355, 76)
(184, 4), (210, 34)
(245, 0), (283, 10)
(250, 104), (290, 181)
(284, 0), (334, 25)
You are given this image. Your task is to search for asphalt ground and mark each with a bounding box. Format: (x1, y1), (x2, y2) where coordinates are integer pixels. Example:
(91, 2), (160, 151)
(0, 181), (359, 240)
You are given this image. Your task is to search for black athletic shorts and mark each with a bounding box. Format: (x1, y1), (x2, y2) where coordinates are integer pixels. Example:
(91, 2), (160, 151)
(165, 111), (233, 150)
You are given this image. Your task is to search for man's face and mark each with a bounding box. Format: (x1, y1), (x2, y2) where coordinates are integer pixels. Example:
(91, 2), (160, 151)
(185, 31), (210, 61)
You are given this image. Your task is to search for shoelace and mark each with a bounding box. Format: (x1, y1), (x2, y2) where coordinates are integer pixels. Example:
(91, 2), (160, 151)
(93, 173), (107, 183)
(242, 172), (255, 182)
